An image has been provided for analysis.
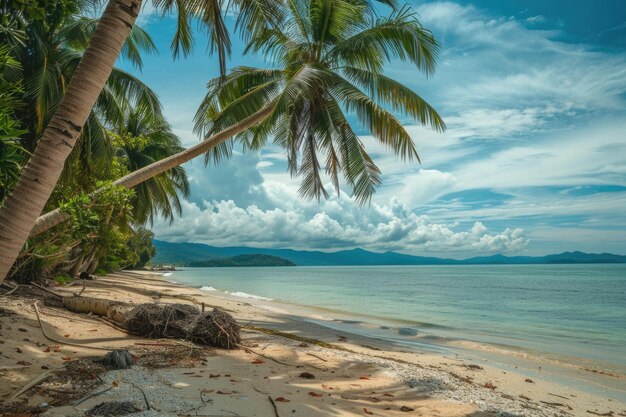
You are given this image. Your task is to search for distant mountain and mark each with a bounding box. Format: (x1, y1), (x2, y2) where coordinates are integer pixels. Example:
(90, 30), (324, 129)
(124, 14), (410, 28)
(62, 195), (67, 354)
(188, 254), (295, 267)
(152, 240), (626, 266)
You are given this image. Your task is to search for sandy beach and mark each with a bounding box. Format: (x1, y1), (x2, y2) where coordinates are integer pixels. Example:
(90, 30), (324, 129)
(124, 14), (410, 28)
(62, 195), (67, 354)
(1, 271), (624, 417)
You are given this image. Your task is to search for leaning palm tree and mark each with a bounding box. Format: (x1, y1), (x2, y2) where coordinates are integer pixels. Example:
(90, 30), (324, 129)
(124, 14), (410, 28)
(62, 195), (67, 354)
(29, 0), (444, 239)
(113, 105), (190, 225)
(9, 2), (161, 182)
(0, 0), (282, 281)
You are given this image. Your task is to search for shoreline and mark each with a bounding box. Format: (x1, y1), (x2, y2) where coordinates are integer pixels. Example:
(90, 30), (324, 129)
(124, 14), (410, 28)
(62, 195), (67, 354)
(178, 274), (626, 403)
(1, 270), (624, 416)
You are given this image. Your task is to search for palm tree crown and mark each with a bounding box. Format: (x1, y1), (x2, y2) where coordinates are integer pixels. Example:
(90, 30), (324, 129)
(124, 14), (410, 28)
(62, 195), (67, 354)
(194, 0), (445, 204)
(113, 105), (190, 225)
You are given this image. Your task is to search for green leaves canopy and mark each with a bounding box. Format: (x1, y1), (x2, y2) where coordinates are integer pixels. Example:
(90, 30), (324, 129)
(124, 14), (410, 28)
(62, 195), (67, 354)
(194, 0), (445, 204)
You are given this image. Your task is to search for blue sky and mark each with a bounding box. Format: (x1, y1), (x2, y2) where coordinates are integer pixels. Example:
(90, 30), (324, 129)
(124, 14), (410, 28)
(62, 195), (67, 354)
(118, 1), (626, 257)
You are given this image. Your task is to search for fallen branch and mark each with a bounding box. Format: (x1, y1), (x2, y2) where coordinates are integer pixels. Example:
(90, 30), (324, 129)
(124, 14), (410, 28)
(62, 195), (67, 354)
(33, 302), (114, 351)
(253, 385), (269, 395)
(306, 352), (328, 362)
(7, 370), (54, 402)
(541, 401), (573, 411)
(131, 382), (151, 410)
(241, 346), (294, 367)
(0, 284), (19, 297)
(0, 365), (29, 371)
(268, 396), (280, 417)
(74, 386), (114, 405)
(587, 411), (614, 416)
(30, 282), (62, 298)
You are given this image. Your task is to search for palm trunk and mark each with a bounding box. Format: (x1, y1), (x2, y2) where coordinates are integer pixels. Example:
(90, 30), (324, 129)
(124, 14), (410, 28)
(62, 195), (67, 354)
(0, 0), (142, 283)
(28, 104), (275, 239)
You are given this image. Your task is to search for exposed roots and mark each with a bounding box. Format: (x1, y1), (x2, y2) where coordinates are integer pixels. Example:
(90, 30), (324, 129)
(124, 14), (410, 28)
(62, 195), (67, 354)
(123, 304), (240, 349)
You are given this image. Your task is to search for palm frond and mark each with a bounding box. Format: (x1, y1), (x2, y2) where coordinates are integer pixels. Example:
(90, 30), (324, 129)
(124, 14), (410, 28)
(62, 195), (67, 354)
(343, 66), (445, 131)
(326, 6), (439, 76)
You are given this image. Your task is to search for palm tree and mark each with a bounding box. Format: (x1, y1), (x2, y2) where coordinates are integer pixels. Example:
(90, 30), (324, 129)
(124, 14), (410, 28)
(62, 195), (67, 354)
(0, 0), (281, 280)
(113, 105), (190, 225)
(29, 0), (444, 240)
(8, 1), (160, 181)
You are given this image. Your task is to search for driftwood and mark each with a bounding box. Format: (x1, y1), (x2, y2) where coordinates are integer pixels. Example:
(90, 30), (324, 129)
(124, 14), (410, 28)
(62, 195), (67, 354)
(60, 295), (240, 349)
(34, 302), (115, 351)
(7, 370), (54, 402)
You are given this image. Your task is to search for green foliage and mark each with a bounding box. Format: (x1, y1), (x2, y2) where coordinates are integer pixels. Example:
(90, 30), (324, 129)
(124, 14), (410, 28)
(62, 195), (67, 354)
(53, 273), (73, 285)
(0, 45), (28, 201)
(113, 104), (190, 225)
(194, 0), (444, 205)
(126, 227), (156, 269)
(188, 254), (295, 267)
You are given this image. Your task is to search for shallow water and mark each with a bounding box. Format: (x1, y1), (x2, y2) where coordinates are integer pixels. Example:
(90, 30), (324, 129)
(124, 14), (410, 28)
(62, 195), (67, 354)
(169, 264), (626, 378)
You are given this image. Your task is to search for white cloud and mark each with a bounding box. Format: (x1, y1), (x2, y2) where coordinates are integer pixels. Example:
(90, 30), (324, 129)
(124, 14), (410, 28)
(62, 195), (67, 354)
(526, 15), (546, 24)
(153, 197), (528, 256)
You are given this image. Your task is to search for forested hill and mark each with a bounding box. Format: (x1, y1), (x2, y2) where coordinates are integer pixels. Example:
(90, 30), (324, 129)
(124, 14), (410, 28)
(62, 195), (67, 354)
(153, 240), (626, 266)
(187, 254), (295, 267)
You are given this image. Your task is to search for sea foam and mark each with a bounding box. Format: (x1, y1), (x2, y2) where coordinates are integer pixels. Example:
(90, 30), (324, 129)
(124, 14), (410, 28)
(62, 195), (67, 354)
(230, 291), (272, 301)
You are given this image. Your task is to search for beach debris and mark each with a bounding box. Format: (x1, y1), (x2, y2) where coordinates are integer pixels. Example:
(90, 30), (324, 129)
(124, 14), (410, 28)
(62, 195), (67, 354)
(131, 382), (151, 410)
(308, 391), (323, 397)
(124, 303), (240, 349)
(587, 411), (614, 416)
(299, 372), (315, 379)
(79, 271), (95, 280)
(87, 401), (140, 416)
(483, 382), (497, 390)
(74, 386), (114, 405)
(525, 378), (534, 383)
(363, 408), (374, 415)
(6, 370), (53, 403)
(400, 406), (415, 412)
(97, 350), (134, 370)
(306, 352), (328, 362)
(540, 400), (573, 411)
(464, 364), (483, 370)
(274, 397), (290, 402)
(268, 395), (281, 417)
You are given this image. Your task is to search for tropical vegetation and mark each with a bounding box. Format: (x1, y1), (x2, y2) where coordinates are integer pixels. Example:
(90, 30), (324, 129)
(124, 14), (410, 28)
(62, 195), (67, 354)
(0, 0), (444, 284)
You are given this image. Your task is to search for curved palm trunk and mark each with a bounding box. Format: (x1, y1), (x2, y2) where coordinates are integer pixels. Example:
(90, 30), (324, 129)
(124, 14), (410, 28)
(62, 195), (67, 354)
(28, 104), (275, 239)
(0, 0), (142, 282)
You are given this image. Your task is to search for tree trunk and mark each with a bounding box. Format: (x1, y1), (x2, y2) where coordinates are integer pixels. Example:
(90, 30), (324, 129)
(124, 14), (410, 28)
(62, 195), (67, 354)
(28, 104), (275, 238)
(0, 0), (142, 283)
(69, 254), (85, 277)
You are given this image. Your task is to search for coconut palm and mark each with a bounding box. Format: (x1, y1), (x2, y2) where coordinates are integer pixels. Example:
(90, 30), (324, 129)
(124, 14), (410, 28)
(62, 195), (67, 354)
(194, 0), (445, 203)
(29, 0), (444, 239)
(0, 0), (281, 280)
(113, 105), (190, 225)
(7, 2), (161, 180)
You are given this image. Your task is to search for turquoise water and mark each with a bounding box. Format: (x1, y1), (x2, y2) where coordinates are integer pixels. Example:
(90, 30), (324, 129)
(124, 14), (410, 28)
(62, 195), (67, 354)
(168, 264), (626, 373)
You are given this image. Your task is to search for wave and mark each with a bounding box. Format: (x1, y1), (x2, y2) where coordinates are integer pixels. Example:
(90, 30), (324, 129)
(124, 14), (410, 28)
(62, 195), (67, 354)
(162, 272), (173, 277)
(200, 286), (218, 292)
(230, 291), (273, 301)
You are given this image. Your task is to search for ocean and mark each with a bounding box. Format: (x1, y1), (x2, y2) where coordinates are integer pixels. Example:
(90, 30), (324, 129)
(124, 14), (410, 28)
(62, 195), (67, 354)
(166, 264), (626, 396)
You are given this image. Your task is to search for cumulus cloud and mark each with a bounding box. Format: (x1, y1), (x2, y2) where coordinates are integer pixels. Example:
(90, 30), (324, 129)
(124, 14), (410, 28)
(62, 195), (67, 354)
(143, 1), (625, 256)
(152, 197), (528, 256)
